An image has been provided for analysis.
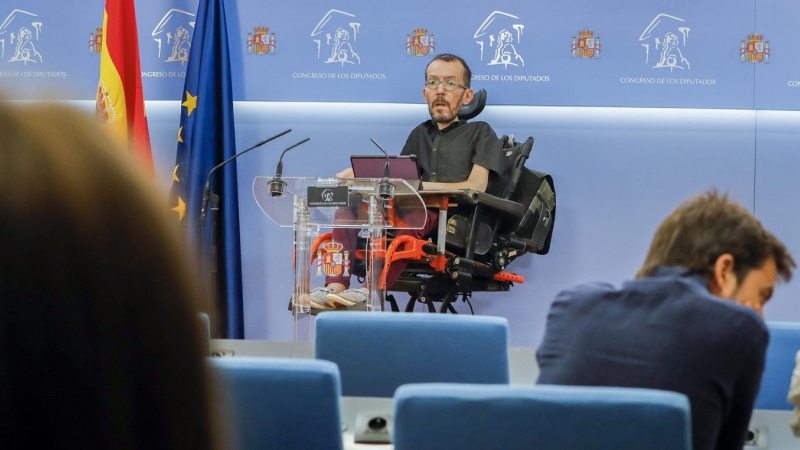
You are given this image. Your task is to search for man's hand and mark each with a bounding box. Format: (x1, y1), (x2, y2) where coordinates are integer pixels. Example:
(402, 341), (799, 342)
(335, 167), (355, 186)
(336, 167), (354, 179)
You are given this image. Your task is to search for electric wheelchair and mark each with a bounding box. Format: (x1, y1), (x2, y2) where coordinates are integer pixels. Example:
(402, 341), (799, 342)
(312, 89), (556, 313)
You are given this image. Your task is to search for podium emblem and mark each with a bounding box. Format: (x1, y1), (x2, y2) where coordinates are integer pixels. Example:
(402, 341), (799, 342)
(307, 186), (349, 207)
(317, 241), (350, 277)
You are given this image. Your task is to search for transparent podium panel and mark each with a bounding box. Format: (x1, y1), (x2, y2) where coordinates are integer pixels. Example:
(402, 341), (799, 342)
(253, 177), (426, 341)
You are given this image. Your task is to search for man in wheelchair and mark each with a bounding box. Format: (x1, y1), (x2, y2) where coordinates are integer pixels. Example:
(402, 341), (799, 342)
(311, 53), (555, 312)
(311, 53), (499, 308)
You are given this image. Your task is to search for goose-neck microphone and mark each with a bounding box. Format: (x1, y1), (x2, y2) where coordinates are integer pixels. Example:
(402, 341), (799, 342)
(369, 138), (394, 200)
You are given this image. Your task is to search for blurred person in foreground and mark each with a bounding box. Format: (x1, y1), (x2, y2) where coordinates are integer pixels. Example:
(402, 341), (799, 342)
(0, 100), (223, 449)
(537, 190), (795, 450)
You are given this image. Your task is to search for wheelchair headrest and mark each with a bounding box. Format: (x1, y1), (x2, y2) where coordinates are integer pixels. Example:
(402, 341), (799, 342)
(458, 88), (487, 121)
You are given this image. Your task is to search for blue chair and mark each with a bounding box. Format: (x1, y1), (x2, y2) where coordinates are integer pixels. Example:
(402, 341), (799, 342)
(209, 357), (343, 450)
(393, 383), (692, 450)
(754, 321), (800, 410)
(314, 312), (509, 397)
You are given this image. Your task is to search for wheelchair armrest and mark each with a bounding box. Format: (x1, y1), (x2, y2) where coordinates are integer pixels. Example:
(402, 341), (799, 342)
(450, 190), (526, 220)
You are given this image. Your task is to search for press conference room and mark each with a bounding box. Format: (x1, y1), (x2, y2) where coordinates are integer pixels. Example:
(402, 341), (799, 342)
(4, 0), (800, 448)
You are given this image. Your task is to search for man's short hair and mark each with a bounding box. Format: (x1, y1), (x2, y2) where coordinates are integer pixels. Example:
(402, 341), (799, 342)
(636, 190), (795, 282)
(425, 53), (472, 88)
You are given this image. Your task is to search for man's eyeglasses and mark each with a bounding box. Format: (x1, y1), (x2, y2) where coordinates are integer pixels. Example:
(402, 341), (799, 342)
(425, 79), (469, 91)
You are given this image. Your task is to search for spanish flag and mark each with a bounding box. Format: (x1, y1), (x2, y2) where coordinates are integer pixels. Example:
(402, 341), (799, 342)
(96, 0), (153, 176)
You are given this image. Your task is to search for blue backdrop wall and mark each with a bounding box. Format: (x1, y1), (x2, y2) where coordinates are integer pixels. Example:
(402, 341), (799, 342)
(5, 0), (800, 346)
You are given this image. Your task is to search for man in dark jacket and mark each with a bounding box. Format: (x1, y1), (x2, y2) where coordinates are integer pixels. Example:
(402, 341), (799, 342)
(537, 190), (795, 450)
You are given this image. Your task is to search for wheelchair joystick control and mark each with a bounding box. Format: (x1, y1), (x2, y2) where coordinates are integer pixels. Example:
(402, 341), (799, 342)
(369, 137), (395, 200)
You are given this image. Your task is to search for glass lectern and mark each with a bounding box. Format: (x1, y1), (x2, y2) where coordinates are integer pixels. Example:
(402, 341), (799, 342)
(253, 177), (426, 341)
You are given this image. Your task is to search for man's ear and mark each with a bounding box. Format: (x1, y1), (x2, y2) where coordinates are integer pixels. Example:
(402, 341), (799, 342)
(708, 253), (738, 299)
(462, 88), (474, 105)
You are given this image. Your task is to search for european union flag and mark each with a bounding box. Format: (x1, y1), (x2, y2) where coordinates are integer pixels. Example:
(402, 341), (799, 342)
(168, 0), (243, 338)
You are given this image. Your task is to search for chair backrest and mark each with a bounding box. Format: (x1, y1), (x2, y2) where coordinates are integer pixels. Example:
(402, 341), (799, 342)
(209, 357), (344, 450)
(458, 88), (487, 121)
(393, 384), (692, 450)
(314, 312), (509, 397)
(755, 321), (800, 410)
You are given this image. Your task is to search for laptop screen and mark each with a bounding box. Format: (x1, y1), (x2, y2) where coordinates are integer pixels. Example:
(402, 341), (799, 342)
(350, 155), (421, 181)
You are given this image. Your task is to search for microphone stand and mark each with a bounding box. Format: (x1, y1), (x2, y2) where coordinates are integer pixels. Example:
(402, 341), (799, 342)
(369, 138), (394, 200)
(200, 129), (291, 333)
(366, 138), (395, 312)
(269, 138), (311, 197)
(207, 190), (220, 325)
(201, 129), (291, 225)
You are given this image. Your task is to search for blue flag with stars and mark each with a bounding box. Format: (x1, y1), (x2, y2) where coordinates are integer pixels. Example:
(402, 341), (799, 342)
(169, 0), (243, 338)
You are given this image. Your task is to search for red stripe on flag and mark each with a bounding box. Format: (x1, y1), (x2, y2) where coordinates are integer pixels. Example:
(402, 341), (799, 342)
(101, 0), (154, 175)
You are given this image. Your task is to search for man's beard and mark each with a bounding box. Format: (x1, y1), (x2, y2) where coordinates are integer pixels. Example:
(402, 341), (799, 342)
(431, 110), (456, 124)
(429, 93), (464, 124)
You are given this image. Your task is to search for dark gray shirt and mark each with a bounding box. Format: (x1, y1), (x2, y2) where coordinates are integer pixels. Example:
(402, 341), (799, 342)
(400, 120), (500, 183)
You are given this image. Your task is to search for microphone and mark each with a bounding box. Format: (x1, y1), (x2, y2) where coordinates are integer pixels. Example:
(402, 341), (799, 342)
(201, 129), (291, 224)
(270, 138), (311, 197)
(369, 138), (394, 200)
